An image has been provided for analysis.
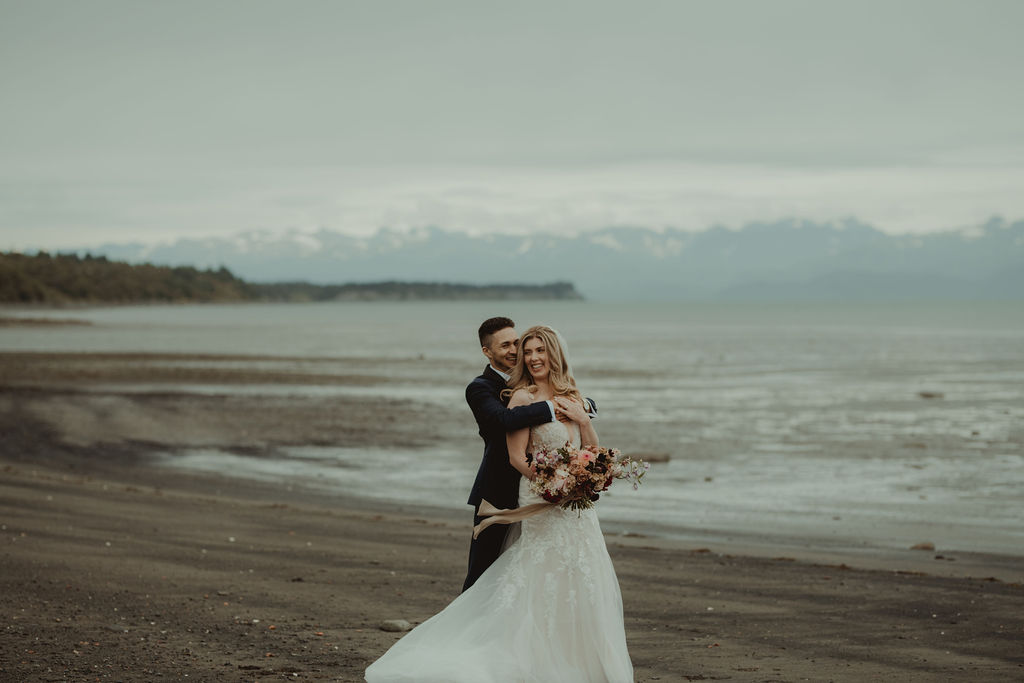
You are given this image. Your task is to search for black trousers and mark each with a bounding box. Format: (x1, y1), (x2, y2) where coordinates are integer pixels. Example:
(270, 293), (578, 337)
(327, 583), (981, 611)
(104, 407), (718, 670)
(461, 510), (509, 592)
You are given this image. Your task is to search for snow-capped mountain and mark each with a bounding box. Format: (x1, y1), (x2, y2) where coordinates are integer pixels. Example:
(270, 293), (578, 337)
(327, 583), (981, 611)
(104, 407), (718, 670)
(87, 218), (1024, 301)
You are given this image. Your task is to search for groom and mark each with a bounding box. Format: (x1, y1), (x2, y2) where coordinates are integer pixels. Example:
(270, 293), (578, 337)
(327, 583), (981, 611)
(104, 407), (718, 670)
(462, 316), (595, 591)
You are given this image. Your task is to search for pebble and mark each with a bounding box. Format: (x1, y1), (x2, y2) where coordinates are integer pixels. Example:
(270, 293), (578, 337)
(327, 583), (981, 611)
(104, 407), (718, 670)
(379, 619), (412, 632)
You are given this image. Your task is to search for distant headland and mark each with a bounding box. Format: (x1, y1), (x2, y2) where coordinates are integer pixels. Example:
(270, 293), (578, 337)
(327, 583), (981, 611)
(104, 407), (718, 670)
(0, 252), (583, 304)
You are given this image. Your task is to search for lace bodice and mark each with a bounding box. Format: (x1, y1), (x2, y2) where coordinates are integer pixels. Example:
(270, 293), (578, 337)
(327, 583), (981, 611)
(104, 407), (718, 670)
(528, 418), (581, 454)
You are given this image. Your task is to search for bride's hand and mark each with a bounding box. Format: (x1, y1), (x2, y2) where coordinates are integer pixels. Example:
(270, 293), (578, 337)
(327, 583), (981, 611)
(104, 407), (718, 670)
(553, 396), (588, 424)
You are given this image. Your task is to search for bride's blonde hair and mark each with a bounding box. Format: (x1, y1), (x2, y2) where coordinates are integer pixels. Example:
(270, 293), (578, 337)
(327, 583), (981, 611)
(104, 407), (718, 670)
(502, 325), (583, 407)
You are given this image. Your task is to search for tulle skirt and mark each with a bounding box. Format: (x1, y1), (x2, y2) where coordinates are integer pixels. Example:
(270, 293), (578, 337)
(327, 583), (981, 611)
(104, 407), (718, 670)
(364, 481), (633, 682)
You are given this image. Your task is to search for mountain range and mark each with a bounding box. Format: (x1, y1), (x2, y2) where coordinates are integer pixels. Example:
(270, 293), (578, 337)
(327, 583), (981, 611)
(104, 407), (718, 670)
(83, 217), (1023, 301)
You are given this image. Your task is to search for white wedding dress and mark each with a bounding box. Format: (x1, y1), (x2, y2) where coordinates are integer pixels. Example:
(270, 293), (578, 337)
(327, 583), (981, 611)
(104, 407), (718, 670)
(364, 420), (633, 682)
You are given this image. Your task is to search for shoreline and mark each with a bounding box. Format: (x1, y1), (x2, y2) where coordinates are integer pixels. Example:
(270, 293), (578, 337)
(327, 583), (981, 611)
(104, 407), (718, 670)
(147, 455), (1024, 585)
(2, 350), (1022, 579)
(7, 376), (1023, 578)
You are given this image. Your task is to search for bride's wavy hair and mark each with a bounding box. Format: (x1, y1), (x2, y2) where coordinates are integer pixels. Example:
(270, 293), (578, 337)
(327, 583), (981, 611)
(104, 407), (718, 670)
(502, 325), (583, 406)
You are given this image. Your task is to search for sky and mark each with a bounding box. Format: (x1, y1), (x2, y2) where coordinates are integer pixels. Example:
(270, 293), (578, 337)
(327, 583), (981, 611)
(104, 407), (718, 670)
(2, 0), (1023, 250)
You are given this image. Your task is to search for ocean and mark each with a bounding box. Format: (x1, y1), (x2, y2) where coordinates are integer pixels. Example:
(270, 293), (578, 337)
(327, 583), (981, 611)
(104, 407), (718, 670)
(3, 300), (1023, 557)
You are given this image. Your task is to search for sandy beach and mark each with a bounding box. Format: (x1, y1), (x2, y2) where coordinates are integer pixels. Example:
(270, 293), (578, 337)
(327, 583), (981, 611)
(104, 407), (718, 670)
(2, 351), (1023, 682)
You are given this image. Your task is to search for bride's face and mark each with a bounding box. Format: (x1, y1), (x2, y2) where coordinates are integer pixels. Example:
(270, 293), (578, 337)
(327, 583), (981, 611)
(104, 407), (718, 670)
(522, 336), (549, 381)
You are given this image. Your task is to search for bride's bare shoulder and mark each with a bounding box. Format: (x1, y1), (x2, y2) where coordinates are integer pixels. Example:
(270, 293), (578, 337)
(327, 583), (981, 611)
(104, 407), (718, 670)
(507, 387), (534, 407)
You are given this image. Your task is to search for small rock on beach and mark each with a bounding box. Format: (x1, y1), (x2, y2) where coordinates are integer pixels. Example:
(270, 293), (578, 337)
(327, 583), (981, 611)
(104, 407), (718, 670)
(380, 619), (413, 632)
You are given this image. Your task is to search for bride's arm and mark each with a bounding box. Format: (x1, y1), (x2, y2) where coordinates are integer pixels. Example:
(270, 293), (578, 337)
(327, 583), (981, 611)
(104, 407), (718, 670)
(579, 415), (599, 449)
(506, 390), (535, 480)
(554, 396), (599, 447)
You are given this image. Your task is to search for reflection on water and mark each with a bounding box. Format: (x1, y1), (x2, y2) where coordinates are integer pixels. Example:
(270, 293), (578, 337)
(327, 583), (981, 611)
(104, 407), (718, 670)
(163, 446), (466, 501)
(156, 444), (1024, 556)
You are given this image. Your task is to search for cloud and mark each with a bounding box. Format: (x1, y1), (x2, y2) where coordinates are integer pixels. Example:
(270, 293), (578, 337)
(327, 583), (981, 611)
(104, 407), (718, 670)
(2, 1), (1023, 249)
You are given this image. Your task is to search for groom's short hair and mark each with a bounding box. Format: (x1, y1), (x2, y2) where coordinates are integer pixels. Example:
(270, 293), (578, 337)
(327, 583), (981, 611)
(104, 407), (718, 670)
(478, 317), (515, 347)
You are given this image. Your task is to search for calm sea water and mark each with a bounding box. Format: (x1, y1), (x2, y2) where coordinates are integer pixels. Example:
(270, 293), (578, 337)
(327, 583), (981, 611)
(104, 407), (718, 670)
(4, 301), (1023, 557)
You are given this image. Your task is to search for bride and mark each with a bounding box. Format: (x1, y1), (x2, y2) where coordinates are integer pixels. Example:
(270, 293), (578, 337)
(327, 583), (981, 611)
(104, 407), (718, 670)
(365, 325), (633, 683)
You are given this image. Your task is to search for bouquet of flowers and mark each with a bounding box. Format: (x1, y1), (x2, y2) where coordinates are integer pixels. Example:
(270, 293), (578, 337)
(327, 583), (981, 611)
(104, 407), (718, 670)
(530, 442), (649, 512)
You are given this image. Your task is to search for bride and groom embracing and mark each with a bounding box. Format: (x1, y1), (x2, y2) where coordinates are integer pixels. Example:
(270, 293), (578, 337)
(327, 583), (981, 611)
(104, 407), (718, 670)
(365, 317), (633, 682)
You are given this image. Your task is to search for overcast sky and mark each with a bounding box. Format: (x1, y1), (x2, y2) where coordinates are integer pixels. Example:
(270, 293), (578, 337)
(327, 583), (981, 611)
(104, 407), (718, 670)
(2, 0), (1023, 250)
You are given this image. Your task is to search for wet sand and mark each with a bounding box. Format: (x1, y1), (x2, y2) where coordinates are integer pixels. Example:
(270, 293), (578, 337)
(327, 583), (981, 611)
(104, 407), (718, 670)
(1, 351), (1023, 681)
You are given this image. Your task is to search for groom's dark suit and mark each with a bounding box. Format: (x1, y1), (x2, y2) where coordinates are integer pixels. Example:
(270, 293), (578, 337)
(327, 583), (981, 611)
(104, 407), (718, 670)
(462, 365), (554, 591)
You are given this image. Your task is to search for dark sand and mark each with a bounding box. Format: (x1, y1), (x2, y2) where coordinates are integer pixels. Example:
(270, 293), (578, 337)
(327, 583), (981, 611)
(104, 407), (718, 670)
(1, 352), (1022, 682)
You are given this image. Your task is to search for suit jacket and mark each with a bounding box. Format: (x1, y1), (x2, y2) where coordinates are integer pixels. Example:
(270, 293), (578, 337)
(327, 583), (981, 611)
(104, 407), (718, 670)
(465, 365), (554, 510)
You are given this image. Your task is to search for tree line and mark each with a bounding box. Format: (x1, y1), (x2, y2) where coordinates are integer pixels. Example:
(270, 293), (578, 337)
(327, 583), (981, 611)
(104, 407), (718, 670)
(0, 252), (582, 304)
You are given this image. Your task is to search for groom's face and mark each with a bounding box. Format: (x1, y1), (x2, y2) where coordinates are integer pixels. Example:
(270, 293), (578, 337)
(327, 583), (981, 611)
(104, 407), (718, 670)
(484, 327), (519, 374)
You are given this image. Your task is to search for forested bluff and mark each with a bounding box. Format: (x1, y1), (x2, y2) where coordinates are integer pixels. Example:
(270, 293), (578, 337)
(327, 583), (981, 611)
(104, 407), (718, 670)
(0, 252), (583, 304)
